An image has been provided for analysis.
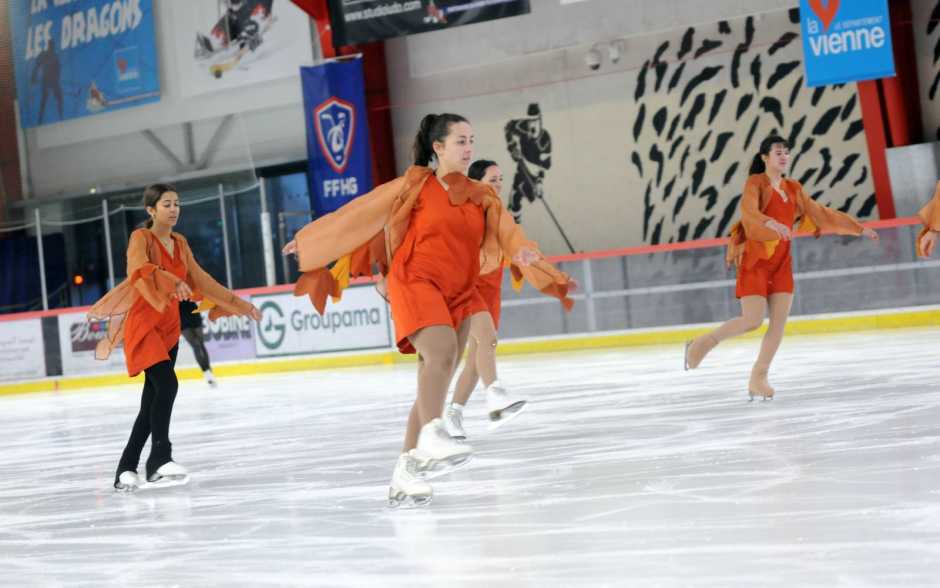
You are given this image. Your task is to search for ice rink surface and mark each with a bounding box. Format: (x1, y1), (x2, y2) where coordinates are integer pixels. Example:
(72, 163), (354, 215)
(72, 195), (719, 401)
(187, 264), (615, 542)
(1, 329), (939, 587)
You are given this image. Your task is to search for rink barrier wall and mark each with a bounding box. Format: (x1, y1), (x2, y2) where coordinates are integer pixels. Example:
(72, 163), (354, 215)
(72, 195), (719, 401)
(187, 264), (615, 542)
(2, 304), (939, 397)
(0, 216), (936, 396)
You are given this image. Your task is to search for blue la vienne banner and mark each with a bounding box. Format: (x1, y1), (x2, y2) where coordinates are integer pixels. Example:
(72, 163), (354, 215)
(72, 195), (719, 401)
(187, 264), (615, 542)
(800, 0), (895, 88)
(9, 0), (160, 128)
(301, 57), (374, 217)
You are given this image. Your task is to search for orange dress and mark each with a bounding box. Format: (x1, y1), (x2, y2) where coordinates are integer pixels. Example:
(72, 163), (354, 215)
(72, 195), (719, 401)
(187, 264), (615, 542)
(475, 266), (504, 329)
(88, 229), (255, 375)
(123, 237), (186, 376)
(290, 166), (574, 327)
(726, 174), (864, 297)
(735, 184), (796, 298)
(386, 176), (488, 353)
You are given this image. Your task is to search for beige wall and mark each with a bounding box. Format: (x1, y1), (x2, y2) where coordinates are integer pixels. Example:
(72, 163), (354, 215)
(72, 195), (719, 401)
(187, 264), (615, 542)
(387, 7), (877, 255)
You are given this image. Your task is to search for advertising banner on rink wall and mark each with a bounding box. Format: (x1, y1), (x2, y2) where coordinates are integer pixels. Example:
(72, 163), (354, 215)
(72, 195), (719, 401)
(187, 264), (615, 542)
(800, 0), (895, 87)
(0, 285), (391, 385)
(57, 309), (257, 376)
(57, 311), (126, 376)
(326, 0), (531, 46)
(0, 319), (46, 382)
(201, 313), (257, 362)
(252, 286), (392, 358)
(301, 58), (374, 216)
(8, 0), (161, 128)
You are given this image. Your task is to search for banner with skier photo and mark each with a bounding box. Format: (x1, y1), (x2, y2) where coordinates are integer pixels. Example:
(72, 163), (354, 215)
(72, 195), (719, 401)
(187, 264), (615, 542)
(171, 0), (313, 98)
(327, 0), (531, 47)
(8, 0), (161, 129)
(301, 58), (374, 217)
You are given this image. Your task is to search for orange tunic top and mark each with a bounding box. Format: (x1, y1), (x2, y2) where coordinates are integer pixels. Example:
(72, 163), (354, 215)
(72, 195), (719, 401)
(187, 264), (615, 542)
(735, 182), (797, 298)
(88, 229), (254, 375)
(915, 181), (940, 257)
(386, 176), (487, 352)
(123, 237), (187, 376)
(290, 166), (574, 321)
(726, 174), (865, 270)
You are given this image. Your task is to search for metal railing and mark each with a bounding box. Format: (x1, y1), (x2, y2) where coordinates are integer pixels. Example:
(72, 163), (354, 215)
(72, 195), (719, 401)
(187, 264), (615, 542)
(0, 182), (267, 312)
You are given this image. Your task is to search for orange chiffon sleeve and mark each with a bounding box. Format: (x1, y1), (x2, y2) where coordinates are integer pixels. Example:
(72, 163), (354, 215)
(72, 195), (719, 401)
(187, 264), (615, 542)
(486, 202), (574, 311)
(795, 183), (864, 238)
(177, 236), (254, 320)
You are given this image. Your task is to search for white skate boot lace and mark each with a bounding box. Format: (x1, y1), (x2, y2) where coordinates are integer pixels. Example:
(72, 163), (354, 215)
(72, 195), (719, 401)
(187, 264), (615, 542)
(448, 408), (464, 432)
(401, 454), (422, 482)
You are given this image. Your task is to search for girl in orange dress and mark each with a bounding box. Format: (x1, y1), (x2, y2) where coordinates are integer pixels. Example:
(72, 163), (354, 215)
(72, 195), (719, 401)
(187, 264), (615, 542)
(283, 114), (574, 507)
(88, 184), (261, 491)
(444, 160), (526, 440)
(915, 181), (940, 257)
(683, 136), (879, 400)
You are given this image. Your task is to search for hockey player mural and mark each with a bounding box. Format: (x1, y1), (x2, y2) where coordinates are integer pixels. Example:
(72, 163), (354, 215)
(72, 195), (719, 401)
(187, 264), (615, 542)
(174, 0), (312, 96)
(195, 0), (275, 78)
(504, 103), (576, 252)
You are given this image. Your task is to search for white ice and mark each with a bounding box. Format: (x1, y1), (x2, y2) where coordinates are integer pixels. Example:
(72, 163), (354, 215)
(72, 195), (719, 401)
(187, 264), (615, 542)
(2, 329), (939, 587)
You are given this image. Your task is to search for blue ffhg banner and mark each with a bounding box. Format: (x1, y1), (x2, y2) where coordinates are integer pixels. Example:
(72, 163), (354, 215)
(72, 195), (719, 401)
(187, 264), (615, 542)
(800, 0), (895, 87)
(9, 0), (160, 128)
(301, 58), (374, 217)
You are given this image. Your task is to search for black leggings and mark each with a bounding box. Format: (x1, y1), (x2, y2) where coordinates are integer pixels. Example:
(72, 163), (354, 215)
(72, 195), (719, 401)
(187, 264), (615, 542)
(181, 327), (211, 372)
(116, 345), (180, 480)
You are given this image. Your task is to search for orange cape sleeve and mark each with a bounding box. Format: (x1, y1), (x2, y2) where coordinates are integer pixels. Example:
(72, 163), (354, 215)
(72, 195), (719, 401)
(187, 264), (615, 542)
(916, 181), (940, 257)
(292, 168), (575, 314)
(87, 229), (253, 360)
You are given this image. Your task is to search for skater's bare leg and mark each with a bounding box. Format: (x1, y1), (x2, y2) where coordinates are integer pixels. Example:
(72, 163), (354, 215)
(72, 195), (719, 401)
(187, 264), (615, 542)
(402, 325), (459, 452)
(750, 293), (792, 398)
(452, 338), (479, 406)
(470, 312), (498, 388)
(453, 312), (495, 405)
(710, 295), (767, 342)
(755, 293), (792, 367)
(686, 296), (767, 368)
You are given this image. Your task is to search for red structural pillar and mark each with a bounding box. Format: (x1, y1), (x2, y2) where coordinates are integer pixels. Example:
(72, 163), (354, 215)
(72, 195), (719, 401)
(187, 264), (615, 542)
(854, 0), (924, 220)
(857, 80), (897, 219)
(291, 0), (397, 185)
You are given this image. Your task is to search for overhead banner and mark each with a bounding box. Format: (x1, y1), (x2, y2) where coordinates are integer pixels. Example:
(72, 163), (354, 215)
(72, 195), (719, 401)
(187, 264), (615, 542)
(8, 0), (160, 128)
(170, 0), (313, 98)
(327, 0), (531, 47)
(800, 0), (895, 87)
(252, 287), (392, 358)
(301, 58), (374, 217)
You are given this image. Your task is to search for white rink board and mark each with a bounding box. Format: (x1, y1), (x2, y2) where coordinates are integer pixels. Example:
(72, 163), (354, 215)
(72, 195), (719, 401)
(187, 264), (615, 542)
(0, 318), (45, 382)
(252, 286), (393, 358)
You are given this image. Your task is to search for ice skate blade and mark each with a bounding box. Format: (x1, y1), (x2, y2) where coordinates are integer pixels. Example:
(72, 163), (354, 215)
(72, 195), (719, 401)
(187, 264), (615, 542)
(113, 482), (138, 494)
(387, 490), (433, 509)
(417, 452), (473, 480)
(139, 475), (190, 491)
(748, 392), (774, 402)
(488, 400), (527, 430)
(683, 340), (692, 371)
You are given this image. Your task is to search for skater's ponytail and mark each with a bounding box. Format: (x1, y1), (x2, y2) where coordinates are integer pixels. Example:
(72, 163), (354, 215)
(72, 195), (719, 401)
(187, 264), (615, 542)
(749, 135), (790, 175)
(412, 113), (468, 167)
(468, 159), (498, 181)
(140, 183), (177, 229)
